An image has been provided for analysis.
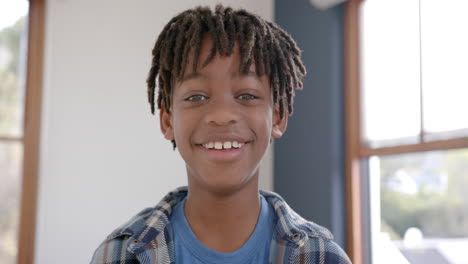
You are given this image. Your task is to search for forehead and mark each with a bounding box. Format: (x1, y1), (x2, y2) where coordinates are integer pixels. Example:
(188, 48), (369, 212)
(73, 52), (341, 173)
(183, 34), (249, 77)
(174, 34), (270, 90)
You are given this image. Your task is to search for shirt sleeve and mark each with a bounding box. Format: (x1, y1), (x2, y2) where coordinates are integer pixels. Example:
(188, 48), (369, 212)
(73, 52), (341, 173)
(290, 237), (352, 264)
(90, 236), (138, 264)
(322, 239), (352, 264)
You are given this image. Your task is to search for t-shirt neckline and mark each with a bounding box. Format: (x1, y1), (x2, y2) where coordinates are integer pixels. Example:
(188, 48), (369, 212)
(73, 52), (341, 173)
(171, 194), (274, 263)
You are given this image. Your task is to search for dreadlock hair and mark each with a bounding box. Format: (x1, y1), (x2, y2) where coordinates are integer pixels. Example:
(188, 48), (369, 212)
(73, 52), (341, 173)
(147, 5), (306, 149)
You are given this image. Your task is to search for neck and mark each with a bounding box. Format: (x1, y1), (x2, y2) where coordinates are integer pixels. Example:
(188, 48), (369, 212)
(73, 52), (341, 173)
(184, 173), (261, 252)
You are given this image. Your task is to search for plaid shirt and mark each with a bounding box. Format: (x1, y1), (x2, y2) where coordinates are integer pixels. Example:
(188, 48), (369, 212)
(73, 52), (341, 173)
(91, 186), (351, 264)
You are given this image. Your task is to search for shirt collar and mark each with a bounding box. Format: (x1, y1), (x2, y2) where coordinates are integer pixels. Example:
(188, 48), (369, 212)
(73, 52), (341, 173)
(110, 186), (333, 254)
(259, 188), (334, 247)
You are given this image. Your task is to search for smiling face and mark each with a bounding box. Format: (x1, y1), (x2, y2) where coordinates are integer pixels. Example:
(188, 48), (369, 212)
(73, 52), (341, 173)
(160, 35), (288, 194)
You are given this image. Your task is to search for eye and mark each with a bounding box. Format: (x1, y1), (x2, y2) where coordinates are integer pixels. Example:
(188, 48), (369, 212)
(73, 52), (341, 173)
(237, 94), (258, 100)
(185, 94), (208, 101)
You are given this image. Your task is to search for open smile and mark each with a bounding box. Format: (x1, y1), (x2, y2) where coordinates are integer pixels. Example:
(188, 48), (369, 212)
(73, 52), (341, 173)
(195, 142), (250, 161)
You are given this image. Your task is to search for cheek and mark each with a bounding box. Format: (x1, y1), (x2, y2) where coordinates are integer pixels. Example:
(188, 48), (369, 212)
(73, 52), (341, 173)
(171, 110), (191, 142)
(251, 107), (273, 140)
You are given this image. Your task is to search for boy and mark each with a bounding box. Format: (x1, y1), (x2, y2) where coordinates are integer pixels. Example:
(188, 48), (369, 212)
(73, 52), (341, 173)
(91, 5), (351, 264)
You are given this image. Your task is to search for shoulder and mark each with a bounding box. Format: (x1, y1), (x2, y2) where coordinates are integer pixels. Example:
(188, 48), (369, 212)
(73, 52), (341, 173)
(90, 186), (188, 264)
(90, 235), (137, 264)
(90, 207), (154, 264)
(261, 190), (351, 263)
(293, 237), (352, 264)
(260, 189), (334, 240)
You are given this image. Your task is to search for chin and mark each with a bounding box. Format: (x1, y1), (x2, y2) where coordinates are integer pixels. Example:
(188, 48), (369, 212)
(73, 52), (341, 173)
(199, 173), (254, 195)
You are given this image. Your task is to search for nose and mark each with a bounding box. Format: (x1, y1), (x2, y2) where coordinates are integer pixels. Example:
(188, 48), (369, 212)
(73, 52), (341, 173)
(204, 96), (239, 126)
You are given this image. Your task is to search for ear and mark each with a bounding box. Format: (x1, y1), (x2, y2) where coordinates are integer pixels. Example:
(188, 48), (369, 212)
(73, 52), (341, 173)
(160, 106), (175, 141)
(271, 106), (288, 139)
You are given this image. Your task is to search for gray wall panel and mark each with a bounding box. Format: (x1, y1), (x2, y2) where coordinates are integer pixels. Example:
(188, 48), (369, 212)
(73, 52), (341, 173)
(274, 0), (346, 248)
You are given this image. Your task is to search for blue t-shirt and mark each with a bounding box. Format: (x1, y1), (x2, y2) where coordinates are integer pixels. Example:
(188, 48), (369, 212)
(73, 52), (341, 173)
(169, 194), (276, 264)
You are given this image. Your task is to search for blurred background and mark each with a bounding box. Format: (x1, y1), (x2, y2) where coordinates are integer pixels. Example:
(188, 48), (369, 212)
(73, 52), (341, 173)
(1, 0), (467, 263)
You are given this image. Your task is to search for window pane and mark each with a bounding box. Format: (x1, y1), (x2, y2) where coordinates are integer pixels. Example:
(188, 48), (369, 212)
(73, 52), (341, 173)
(370, 149), (468, 264)
(0, 0), (29, 138)
(0, 141), (23, 264)
(361, 0), (421, 147)
(421, 0), (468, 138)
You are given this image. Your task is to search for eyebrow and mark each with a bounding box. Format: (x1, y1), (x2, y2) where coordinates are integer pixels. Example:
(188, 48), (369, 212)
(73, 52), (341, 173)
(181, 70), (261, 82)
(181, 72), (204, 82)
(232, 71), (261, 81)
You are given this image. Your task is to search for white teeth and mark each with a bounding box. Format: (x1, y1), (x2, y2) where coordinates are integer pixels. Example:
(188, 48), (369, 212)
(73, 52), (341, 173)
(202, 141), (245, 149)
(204, 142), (214, 149)
(223, 141), (232, 149)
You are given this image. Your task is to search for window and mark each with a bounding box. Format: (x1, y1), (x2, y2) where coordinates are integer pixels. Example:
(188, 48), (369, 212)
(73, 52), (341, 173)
(0, 0), (45, 263)
(0, 1), (29, 263)
(370, 150), (468, 264)
(361, 0), (468, 148)
(345, 0), (468, 263)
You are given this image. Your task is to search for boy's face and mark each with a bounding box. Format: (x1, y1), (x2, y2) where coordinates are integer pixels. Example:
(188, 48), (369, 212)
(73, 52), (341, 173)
(160, 35), (287, 193)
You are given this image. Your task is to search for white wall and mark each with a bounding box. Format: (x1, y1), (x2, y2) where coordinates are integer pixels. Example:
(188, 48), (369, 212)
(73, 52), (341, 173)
(35, 0), (274, 263)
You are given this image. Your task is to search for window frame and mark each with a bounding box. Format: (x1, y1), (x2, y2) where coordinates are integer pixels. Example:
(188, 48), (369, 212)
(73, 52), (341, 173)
(16, 0), (45, 263)
(344, 0), (468, 263)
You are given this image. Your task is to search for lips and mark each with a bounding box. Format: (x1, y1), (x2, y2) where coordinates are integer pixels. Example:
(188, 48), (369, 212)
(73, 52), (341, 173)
(194, 135), (252, 161)
(195, 134), (252, 147)
(202, 141), (245, 149)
